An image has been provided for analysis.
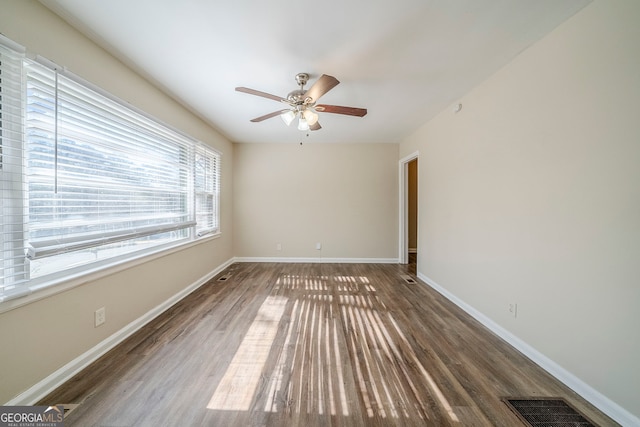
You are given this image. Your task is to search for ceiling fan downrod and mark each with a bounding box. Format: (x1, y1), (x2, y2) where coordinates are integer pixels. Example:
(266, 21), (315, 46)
(295, 72), (309, 88)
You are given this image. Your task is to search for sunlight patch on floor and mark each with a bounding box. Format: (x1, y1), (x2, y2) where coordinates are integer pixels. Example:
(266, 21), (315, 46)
(208, 272), (460, 422)
(207, 296), (288, 411)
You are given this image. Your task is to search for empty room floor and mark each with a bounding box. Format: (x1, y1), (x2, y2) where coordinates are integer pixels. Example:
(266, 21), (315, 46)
(39, 262), (616, 426)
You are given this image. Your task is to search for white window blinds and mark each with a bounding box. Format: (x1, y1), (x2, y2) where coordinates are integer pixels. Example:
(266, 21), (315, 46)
(25, 61), (196, 260)
(194, 143), (220, 237)
(1, 36), (220, 300)
(0, 36), (27, 295)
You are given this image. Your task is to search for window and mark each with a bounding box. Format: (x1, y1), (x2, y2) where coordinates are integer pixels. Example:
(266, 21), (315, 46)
(0, 36), (27, 297)
(194, 144), (220, 237)
(0, 37), (220, 301)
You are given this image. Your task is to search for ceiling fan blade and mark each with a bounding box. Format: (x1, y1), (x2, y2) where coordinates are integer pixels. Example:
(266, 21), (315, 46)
(303, 74), (340, 103)
(310, 121), (322, 131)
(250, 110), (289, 122)
(315, 104), (367, 117)
(236, 87), (287, 103)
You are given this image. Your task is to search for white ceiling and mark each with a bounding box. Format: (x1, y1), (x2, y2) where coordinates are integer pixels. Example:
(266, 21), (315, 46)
(40, 0), (590, 144)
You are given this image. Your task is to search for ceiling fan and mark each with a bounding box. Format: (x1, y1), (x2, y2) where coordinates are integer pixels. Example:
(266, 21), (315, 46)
(235, 73), (367, 131)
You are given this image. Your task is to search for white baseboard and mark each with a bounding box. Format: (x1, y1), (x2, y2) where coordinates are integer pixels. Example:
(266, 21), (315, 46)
(233, 256), (399, 264)
(6, 257), (236, 406)
(417, 272), (639, 427)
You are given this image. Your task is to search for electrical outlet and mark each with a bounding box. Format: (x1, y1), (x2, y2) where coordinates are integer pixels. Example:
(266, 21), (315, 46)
(316, 242), (322, 250)
(508, 303), (518, 318)
(95, 307), (106, 327)
(276, 243), (282, 251)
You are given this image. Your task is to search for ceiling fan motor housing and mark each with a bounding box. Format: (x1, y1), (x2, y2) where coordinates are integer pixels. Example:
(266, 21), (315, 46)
(287, 89), (307, 105)
(288, 73), (312, 106)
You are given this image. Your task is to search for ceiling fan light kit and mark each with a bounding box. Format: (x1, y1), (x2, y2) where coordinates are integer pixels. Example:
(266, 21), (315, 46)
(302, 109), (318, 126)
(280, 110), (296, 126)
(236, 73), (367, 132)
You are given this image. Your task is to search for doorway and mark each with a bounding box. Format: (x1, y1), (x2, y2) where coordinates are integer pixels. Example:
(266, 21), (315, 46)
(407, 159), (418, 271)
(399, 152), (419, 267)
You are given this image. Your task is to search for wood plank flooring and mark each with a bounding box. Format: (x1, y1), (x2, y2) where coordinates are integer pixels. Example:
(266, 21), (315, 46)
(38, 262), (617, 426)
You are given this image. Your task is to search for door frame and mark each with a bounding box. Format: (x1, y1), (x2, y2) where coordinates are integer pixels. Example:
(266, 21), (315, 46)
(398, 151), (419, 264)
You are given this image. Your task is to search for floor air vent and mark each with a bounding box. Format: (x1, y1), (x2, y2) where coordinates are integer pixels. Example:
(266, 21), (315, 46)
(57, 404), (80, 418)
(217, 274), (231, 282)
(400, 274), (417, 285)
(503, 397), (596, 426)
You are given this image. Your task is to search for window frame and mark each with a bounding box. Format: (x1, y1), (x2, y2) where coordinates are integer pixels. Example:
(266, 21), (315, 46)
(0, 38), (221, 308)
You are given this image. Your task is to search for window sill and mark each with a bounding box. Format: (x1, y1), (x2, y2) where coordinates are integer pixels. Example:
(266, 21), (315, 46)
(0, 232), (221, 315)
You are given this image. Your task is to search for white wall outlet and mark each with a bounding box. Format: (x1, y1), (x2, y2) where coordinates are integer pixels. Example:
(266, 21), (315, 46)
(276, 243), (282, 251)
(95, 307), (106, 327)
(315, 242), (322, 250)
(509, 303), (518, 318)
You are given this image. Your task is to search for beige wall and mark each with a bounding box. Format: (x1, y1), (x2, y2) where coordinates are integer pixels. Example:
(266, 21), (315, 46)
(0, 0), (233, 403)
(234, 143), (398, 260)
(400, 0), (640, 419)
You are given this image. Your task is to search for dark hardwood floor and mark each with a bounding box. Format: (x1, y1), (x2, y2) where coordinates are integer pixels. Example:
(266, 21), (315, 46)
(38, 262), (616, 426)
